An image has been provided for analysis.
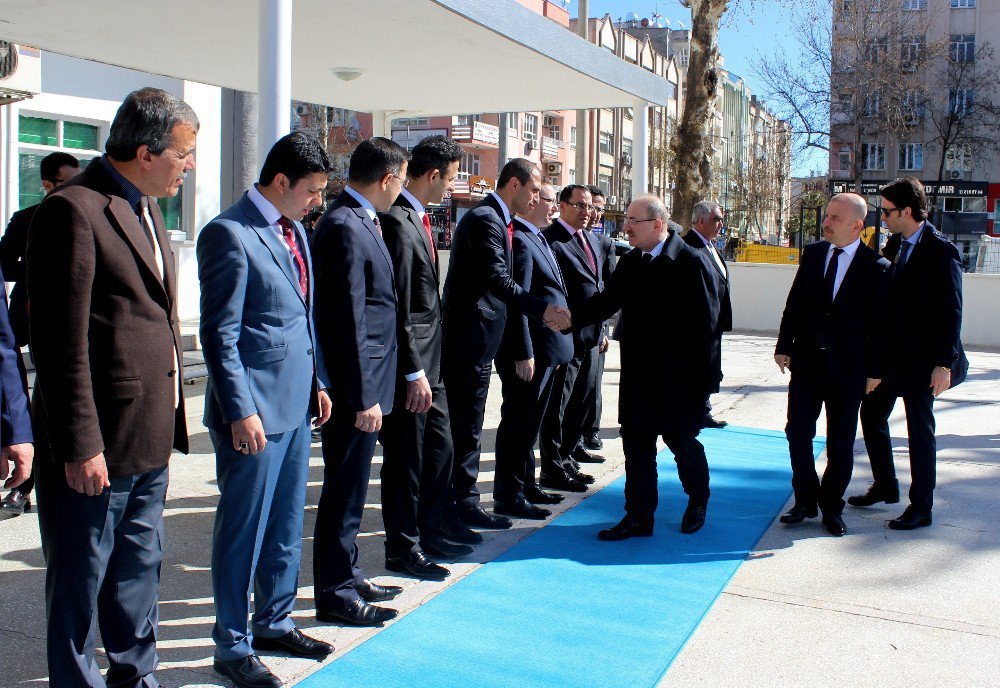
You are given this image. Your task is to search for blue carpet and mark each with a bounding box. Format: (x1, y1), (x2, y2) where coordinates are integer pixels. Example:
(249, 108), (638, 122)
(298, 426), (824, 688)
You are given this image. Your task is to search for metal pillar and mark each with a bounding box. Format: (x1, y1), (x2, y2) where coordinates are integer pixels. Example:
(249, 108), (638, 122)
(257, 0), (292, 165)
(631, 99), (649, 202)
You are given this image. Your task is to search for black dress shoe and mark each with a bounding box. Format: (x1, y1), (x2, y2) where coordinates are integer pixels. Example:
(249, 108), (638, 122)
(847, 481), (900, 507)
(420, 536), (474, 558)
(0, 490), (31, 519)
(252, 628), (333, 658)
(598, 515), (653, 541)
(702, 416), (728, 429)
(213, 654), (282, 688)
(355, 578), (402, 602)
(523, 485), (564, 505)
(316, 598), (397, 626)
(584, 433), (604, 450)
(459, 505), (513, 530)
(572, 446), (605, 464)
(439, 516), (484, 545)
(494, 497), (551, 520)
(887, 506), (932, 530)
(779, 505), (819, 524)
(565, 463), (595, 484)
(386, 550), (449, 580)
(539, 470), (588, 493)
(680, 502), (707, 534)
(822, 514), (847, 536)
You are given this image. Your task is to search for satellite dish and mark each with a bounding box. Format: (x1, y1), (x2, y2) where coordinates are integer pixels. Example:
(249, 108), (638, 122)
(641, 17), (650, 27)
(625, 11), (640, 21)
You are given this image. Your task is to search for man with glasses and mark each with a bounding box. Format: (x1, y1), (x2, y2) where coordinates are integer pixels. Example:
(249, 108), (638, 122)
(684, 201), (732, 430)
(850, 177), (967, 530)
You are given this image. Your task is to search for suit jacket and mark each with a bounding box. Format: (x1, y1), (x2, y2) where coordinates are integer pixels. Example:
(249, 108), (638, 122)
(575, 231), (716, 435)
(379, 194), (444, 388)
(312, 189), (398, 413)
(881, 223), (968, 391)
(683, 230), (732, 392)
(775, 240), (890, 396)
(0, 264), (32, 447)
(0, 204), (37, 347)
(543, 220), (606, 353)
(593, 230), (618, 341)
(26, 158), (188, 477)
(497, 219), (573, 368)
(197, 192), (328, 435)
(441, 194), (547, 365)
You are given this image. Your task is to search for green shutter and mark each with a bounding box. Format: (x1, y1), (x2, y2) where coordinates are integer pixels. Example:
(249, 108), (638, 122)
(18, 115), (58, 146)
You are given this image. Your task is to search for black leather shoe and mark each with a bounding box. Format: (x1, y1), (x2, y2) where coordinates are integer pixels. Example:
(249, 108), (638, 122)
(598, 515), (653, 541)
(386, 550), (449, 580)
(0, 490), (31, 519)
(420, 536), (474, 558)
(316, 598), (397, 626)
(822, 514), (847, 536)
(213, 654), (282, 688)
(252, 628), (332, 658)
(779, 505), (819, 524)
(702, 416), (728, 429)
(439, 516), (484, 545)
(539, 470), (588, 493)
(584, 433), (604, 450)
(887, 506), (932, 530)
(847, 481), (900, 507)
(523, 485), (564, 505)
(572, 446), (605, 464)
(459, 505), (512, 530)
(680, 502), (707, 534)
(494, 497), (551, 520)
(565, 463), (595, 484)
(355, 578), (402, 602)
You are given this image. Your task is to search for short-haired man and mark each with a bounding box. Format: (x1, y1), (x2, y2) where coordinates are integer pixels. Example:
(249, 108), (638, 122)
(312, 137), (408, 626)
(774, 193), (890, 536)
(198, 132), (334, 686)
(851, 177), (967, 530)
(575, 196), (716, 539)
(441, 159), (570, 542)
(28, 87), (194, 687)
(378, 136), (469, 580)
(685, 201), (732, 430)
(493, 183), (572, 519)
(0, 264), (33, 518)
(581, 185), (615, 453)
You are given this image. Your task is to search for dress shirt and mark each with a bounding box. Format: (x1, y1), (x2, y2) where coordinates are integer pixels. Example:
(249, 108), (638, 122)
(344, 185), (379, 222)
(488, 191), (512, 226)
(823, 237), (861, 299)
(518, 218), (562, 280)
(643, 237), (667, 260)
(898, 222), (925, 267)
(397, 187), (428, 383)
(690, 228), (727, 277)
(100, 156), (145, 215)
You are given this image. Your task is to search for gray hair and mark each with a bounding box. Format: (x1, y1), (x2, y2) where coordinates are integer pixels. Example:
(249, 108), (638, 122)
(105, 87), (200, 162)
(691, 200), (722, 225)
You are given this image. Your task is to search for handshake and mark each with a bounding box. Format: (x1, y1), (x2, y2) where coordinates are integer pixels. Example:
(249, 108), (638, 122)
(543, 304), (572, 332)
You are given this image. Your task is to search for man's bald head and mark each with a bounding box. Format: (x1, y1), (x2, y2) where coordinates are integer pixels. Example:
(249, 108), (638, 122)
(822, 193), (868, 247)
(523, 183), (557, 228)
(831, 193), (868, 223)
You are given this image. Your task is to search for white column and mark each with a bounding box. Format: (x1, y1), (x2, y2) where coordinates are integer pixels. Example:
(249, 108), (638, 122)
(632, 98), (649, 202)
(372, 111), (394, 138)
(257, 0), (292, 165)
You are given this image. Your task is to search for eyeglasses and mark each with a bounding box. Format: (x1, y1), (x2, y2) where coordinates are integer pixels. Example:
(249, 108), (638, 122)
(880, 207), (903, 217)
(624, 217), (656, 225)
(391, 174), (409, 188)
(564, 202), (595, 212)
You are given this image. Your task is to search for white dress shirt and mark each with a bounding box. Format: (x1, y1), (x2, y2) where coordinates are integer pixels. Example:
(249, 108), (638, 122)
(690, 228), (727, 277)
(489, 191), (512, 226)
(824, 237), (862, 299)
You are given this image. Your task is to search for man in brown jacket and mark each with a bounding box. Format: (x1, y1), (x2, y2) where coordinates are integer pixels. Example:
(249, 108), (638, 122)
(27, 87), (194, 688)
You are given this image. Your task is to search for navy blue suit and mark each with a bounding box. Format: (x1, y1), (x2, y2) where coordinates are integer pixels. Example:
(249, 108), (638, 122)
(312, 189), (397, 609)
(0, 263), (32, 447)
(197, 192), (327, 660)
(494, 220), (573, 502)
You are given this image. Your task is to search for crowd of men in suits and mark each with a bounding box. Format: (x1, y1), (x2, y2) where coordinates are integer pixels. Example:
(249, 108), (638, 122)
(0, 88), (966, 688)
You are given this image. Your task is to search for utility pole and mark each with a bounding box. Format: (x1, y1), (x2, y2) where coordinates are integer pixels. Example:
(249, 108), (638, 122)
(576, 0), (590, 185)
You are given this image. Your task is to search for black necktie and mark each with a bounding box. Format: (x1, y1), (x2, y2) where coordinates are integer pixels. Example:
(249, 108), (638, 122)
(642, 252), (653, 266)
(824, 247), (843, 301)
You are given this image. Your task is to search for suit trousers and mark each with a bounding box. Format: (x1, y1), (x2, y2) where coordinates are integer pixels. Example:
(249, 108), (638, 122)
(860, 381), (936, 514)
(583, 348), (606, 437)
(619, 427), (710, 524)
(379, 377), (453, 557)
(314, 408), (379, 609)
(494, 360), (557, 502)
(209, 414), (311, 661)
(443, 360), (493, 510)
(36, 461), (168, 688)
(539, 345), (598, 472)
(784, 365), (862, 516)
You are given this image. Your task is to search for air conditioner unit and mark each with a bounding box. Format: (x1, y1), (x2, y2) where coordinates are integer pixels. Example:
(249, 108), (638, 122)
(545, 162), (562, 175)
(525, 139), (535, 151)
(950, 170), (962, 180)
(0, 42), (42, 103)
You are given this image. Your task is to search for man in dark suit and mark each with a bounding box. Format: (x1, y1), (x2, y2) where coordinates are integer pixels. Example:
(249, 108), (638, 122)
(684, 201), (732, 430)
(539, 184), (605, 492)
(312, 137), (407, 626)
(774, 193), (890, 537)
(27, 88), (193, 688)
(377, 136), (469, 580)
(0, 263), (33, 518)
(198, 132), (334, 687)
(493, 183), (572, 520)
(851, 178), (968, 530)
(581, 185), (615, 453)
(440, 159), (570, 541)
(574, 195), (716, 539)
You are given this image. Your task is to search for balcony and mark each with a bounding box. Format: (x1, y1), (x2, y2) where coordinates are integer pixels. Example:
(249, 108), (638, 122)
(541, 136), (563, 159)
(451, 121), (500, 149)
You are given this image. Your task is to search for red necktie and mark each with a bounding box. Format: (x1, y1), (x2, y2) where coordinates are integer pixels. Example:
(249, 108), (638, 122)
(278, 217), (308, 299)
(507, 221), (514, 249)
(421, 213), (437, 262)
(575, 230), (597, 274)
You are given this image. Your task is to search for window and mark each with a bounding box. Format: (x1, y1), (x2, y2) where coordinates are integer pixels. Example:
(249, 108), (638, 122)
(903, 91), (925, 122)
(505, 112), (518, 135)
(949, 88), (974, 117)
(392, 117), (428, 127)
(902, 0), (925, 9)
(864, 92), (881, 117)
(963, 197), (986, 213)
(523, 114), (538, 142)
(666, 80), (677, 100)
(842, 0), (854, 13)
(599, 131), (613, 155)
(898, 142), (923, 170)
(598, 173), (612, 196)
(570, 126), (577, 149)
(862, 142), (885, 170)
(944, 144), (972, 172)
(901, 35), (925, 67)
(17, 114), (101, 211)
(864, 37), (888, 63)
(458, 152), (480, 179)
(950, 34), (975, 62)
(622, 138), (634, 156)
(838, 145), (852, 171)
(950, 0), (975, 7)
(547, 123), (561, 141)
(834, 92), (854, 114)
(454, 114), (482, 126)
(569, 168), (576, 183)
